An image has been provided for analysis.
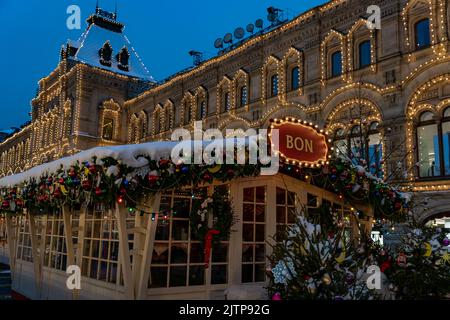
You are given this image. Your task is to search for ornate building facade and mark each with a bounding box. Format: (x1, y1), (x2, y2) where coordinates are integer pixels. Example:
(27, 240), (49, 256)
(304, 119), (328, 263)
(1, 0), (450, 220)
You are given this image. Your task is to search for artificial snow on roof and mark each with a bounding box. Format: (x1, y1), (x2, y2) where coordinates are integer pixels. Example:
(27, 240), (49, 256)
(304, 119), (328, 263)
(71, 24), (154, 81)
(0, 139), (253, 187)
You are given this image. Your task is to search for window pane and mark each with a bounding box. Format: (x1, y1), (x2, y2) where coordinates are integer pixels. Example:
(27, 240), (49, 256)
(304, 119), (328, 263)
(224, 92), (231, 112)
(369, 133), (383, 178)
(420, 111), (434, 122)
(331, 51), (342, 77)
(255, 205), (265, 222)
(212, 243), (228, 263)
(189, 266), (205, 286)
(334, 139), (347, 158)
(276, 206), (286, 223)
(150, 267), (167, 288)
(243, 204), (254, 222)
(443, 121), (450, 176)
(418, 123), (440, 177)
(172, 220), (189, 241)
(152, 244), (169, 264)
(444, 108), (450, 118)
(255, 187), (266, 203)
(243, 224), (254, 242)
(271, 74), (279, 96)
(211, 265), (227, 284)
(255, 225), (265, 242)
(169, 267), (187, 287)
(242, 264), (253, 283)
(415, 19), (431, 49)
(240, 86), (248, 107)
(255, 264), (266, 282)
(170, 244), (188, 264)
(291, 67), (300, 90)
(243, 188), (254, 202)
(242, 245), (254, 262)
(359, 41), (371, 68)
(102, 118), (114, 141)
(190, 243), (203, 263)
(276, 188), (286, 205)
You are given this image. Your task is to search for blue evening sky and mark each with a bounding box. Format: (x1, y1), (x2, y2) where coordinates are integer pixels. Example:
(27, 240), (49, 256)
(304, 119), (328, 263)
(0, 0), (327, 130)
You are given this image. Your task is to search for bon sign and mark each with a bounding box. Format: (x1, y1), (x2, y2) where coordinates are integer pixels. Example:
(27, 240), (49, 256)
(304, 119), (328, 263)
(269, 118), (330, 167)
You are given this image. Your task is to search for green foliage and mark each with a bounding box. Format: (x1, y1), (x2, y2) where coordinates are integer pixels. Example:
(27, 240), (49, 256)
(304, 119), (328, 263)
(385, 220), (450, 300)
(268, 205), (388, 300)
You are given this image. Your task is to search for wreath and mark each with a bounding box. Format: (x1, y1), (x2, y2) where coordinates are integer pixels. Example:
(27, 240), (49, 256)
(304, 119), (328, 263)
(190, 188), (235, 268)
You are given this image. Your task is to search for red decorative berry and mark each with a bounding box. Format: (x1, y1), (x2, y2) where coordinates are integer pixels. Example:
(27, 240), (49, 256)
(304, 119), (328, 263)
(89, 165), (97, 174)
(1, 200), (10, 210)
(15, 199), (24, 208)
(148, 175), (159, 184)
(95, 187), (103, 197)
(53, 188), (62, 198)
(82, 180), (92, 191)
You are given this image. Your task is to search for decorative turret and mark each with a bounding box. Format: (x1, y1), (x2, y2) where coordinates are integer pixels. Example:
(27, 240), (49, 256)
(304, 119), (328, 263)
(60, 4), (154, 82)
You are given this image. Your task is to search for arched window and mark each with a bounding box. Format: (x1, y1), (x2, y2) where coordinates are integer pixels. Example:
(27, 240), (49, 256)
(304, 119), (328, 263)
(291, 67), (300, 91)
(198, 101), (207, 120)
(415, 19), (431, 49)
(165, 107), (173, 131)
(239, 86), (248, 108)
(368, 122), (382, 177)
(184, 102), (191, 125)
(102, 118), (114, 141)
(417, 111), (439, 177)
(442, 108), (450, 175)
(332, 122), (382, 177)
(359, 40), (371, 69)
(117, 47), (130, 71)
(349, 125), (363, 165)
(224, 92), (231, 112)
(270, 74), (279, 97)
(154, 112), (161, 134)
(99, 41), (113, 66)
(331, 51), (342, 77)
(333, 128), (347, 158)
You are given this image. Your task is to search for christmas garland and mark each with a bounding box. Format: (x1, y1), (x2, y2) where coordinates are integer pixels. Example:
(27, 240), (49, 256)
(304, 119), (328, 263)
(0, 157), (260, 216)
(279, 157), (409, 222)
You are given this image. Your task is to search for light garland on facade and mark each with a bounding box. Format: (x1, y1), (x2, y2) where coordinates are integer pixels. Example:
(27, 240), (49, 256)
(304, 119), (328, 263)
(261, 55), (281, 106)
(406, 74), (450, 182)
(180, 92), (194, 127)
(216, 76), (232, 116)
(281, 47), (303, 98)
(232, 69), (249, 113)
(100, 99), (121, 143)
(194, 86), (207, 122)
(321, 29), (347, 86)
(346, 19), (377, 81)
(401, 0), (439, 61)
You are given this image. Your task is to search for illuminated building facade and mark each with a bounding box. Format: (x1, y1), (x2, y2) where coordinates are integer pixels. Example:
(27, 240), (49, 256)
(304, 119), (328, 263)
(0, 0), (449, 300)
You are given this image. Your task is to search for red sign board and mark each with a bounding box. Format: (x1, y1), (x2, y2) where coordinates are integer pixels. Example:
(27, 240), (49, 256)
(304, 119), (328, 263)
(270, 119), (329, 166)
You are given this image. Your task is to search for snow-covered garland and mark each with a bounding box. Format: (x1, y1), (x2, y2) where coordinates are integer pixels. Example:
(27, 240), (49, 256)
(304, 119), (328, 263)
(0, 156), (260, 216)
(280, 157), (410, 222)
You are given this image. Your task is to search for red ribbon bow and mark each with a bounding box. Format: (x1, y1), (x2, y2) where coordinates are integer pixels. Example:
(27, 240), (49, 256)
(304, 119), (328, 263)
(204, 229), (220, 269)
